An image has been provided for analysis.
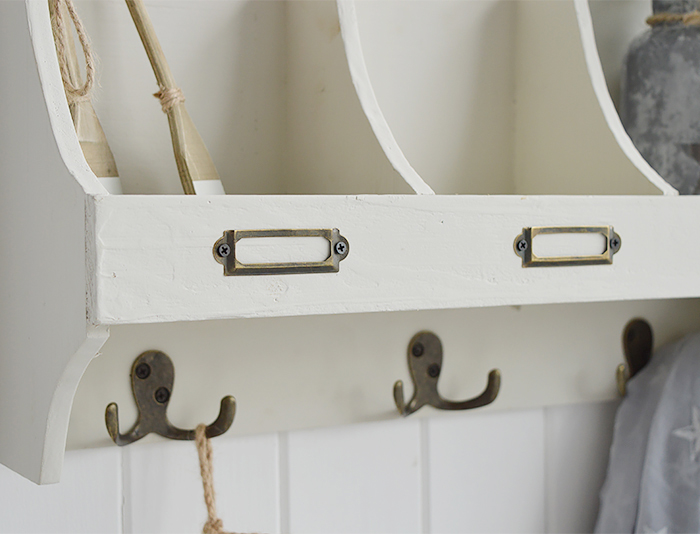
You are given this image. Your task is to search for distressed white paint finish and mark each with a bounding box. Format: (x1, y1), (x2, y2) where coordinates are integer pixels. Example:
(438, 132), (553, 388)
(544, 401), (618, 533)
(0, 0), (109, 484)
(92, 194), (700, 324)
(287, 419), (422, 533)
(428, 409), (546, 533)
(0, 447), (121, 532)
(124, 433), (280, 534)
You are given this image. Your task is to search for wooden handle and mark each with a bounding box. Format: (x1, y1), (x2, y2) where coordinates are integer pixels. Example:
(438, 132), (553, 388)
(124, 0), (223, 194)
(125, 0), (177, 88)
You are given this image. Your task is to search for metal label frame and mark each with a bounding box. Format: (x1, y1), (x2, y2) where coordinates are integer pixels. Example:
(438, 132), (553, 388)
(514, 226), (621, 267)
(213, 228), (349, 276)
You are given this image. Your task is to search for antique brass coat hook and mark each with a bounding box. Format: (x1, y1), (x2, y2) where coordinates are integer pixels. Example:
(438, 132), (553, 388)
(393, 331), (501, 416)
(105, 350), (236, 446)
(616, 318), (653, 396)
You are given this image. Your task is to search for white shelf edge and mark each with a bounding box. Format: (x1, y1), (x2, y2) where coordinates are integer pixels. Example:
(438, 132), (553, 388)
(91, 194), (700, 326)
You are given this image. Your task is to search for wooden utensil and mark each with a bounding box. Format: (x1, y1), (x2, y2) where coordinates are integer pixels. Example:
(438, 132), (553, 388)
(49, 0), (123, 194)
(125, 0), (225, 195)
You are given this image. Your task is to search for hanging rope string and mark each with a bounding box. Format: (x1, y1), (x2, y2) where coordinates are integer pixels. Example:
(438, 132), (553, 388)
(154, 86), (186, 113)
(647, 10), (700, 26)
(195, 424), (235, 534)
(49, 0), (95, 104)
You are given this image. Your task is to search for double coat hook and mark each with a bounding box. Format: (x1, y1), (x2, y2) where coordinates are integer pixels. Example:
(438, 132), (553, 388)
(616, 318), (653, 396)
(105, 350), (236, 446)
(394, 331), (501, 416)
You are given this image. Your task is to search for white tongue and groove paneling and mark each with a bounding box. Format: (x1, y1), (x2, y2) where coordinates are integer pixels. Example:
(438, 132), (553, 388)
(427, 409), (546, 533)
(0, 447), (121, 533)
(0, 402), (619, 532)
(286, 419), (423, 533)
(123, 433), (280, 534)
(544, 400), (618, 533)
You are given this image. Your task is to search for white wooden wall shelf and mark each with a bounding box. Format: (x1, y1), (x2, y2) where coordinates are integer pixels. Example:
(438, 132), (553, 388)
(3, 0), (700, 483)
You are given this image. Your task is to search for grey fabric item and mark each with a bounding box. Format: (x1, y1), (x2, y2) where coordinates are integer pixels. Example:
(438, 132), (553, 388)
(595, 333), (700, 533)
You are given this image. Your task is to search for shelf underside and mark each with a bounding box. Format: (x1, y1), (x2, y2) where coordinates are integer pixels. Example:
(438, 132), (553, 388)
(92, 193), (700, 325)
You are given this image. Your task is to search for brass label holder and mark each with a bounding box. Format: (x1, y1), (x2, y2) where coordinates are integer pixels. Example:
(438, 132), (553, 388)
(514, 226), (621, 267)
(213, 228), (349, 276)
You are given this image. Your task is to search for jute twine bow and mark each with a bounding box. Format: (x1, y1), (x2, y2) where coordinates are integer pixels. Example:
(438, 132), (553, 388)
(647, 10), (700, 26)
(154, 86), (186, 113)
(49, 0), (95, 104)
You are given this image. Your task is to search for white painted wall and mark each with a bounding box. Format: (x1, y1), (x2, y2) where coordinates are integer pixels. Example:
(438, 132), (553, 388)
(0, 401), (617, 533)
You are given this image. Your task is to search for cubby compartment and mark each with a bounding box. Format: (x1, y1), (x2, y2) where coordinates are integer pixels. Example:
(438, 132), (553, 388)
(73, 0), (415, 195)
(347, 0), (671, 195)
(66, 0), (671, 197)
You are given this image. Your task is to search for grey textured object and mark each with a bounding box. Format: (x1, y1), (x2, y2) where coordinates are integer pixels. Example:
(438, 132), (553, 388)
(620, 0), (700, 194)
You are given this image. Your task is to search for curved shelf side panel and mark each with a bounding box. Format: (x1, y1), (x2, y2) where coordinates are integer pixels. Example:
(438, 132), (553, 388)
(337, 0), (434, 196)
(574, 0), (677, 196)
(0, 0), (109, 484)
